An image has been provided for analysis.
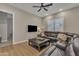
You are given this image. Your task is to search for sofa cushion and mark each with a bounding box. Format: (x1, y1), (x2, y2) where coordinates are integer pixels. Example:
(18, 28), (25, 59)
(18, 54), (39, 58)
(49, 33), (57, 38)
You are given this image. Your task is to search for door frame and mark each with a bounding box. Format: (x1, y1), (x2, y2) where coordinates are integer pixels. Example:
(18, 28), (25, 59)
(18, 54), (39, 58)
(0, 9), (14, 44)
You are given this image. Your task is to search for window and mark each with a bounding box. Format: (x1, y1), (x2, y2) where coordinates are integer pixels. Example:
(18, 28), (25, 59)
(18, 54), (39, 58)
(47, 17), (64, 32)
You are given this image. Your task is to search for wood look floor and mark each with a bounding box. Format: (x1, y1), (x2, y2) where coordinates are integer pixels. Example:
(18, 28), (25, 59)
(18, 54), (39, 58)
(0, 42), (50, 56)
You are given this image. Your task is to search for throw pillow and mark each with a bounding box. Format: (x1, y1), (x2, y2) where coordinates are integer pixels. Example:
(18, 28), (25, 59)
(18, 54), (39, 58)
(41, 32), (46, 36)
(57, 33), (67, 42)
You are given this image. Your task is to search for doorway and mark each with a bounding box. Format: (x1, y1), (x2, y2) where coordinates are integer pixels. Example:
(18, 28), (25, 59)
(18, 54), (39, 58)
(0, 11), (13, 47)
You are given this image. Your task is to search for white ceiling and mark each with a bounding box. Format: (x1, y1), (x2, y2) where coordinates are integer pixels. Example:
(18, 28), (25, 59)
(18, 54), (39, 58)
(8, 3), (79, 17)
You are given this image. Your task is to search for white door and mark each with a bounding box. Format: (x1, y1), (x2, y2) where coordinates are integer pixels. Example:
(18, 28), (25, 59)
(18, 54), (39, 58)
(0, 24), (7, 42)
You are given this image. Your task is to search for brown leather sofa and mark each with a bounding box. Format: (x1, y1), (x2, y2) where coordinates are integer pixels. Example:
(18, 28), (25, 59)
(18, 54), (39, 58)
(39, 31), (79, 56)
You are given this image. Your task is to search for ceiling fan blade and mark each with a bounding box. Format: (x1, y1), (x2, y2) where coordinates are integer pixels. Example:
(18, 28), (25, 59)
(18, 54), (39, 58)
(32, 6), (40, 7)
(44, 8), (48, 11)
(44, 3), (53, 7)
(41, 3), (44, 6)
(37, 8), (41, 12)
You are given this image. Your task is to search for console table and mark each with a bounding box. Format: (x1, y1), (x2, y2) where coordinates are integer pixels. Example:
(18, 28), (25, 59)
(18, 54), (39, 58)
(28, 37), (50, 51)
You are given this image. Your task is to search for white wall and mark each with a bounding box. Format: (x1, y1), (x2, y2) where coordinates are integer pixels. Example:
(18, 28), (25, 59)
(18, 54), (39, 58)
(0, 4), (42, 44)
(43, 6), (79, 34)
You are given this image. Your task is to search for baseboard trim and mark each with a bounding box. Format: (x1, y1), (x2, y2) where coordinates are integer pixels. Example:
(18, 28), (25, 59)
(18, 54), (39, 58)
(1, 39), (7, 43)
(13, 40), (28, 45)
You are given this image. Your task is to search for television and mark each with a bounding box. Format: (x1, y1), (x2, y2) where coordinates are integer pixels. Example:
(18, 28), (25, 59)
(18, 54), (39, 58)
(28, 25), (37, 32)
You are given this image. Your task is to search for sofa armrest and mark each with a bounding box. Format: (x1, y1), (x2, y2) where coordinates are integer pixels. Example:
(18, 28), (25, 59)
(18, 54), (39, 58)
(54, 41), (67, 50)
(39, 46), (56, 56)
(65, 43), (75, 56)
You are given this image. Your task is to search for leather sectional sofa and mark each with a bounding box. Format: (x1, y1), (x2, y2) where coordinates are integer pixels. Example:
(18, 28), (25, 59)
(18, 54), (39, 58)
(39, 31), (79, 56)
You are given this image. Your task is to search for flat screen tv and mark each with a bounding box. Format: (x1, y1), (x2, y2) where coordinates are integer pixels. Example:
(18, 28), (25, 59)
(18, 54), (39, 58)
(28, 25), (37, 32)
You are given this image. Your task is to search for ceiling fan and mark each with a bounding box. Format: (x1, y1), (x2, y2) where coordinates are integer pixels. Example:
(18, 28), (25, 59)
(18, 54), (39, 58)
(32, 3), (53, 12)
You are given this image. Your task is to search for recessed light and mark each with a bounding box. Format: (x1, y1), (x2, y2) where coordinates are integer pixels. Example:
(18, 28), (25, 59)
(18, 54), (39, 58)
(59, 9), (63, 11)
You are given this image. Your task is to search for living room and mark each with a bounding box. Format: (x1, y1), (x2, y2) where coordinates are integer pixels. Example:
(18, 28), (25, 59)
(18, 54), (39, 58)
(0, 3), (79, 56)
